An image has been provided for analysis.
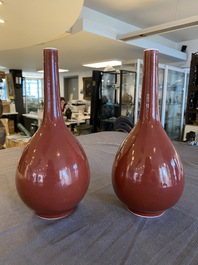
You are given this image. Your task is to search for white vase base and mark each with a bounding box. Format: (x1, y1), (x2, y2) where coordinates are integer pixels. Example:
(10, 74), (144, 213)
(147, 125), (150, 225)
(36, 208), (75, 220)
(127, 207), (164, 218)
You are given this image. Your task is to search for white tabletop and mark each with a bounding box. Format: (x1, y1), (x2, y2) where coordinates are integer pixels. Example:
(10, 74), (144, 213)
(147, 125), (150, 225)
(22, 112), (90, 127)
(22, 113), (42, 120)
(2, 112), (18, 115)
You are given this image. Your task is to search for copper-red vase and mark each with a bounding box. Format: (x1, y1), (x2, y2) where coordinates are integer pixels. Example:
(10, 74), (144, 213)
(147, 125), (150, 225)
(112, 49), (184, 218)
(15, 48), (90, 219)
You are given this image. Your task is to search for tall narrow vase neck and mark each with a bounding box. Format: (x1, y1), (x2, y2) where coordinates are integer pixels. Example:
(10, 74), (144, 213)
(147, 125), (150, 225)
(139, 49), (160, 122)
(43, 48), (62, 121)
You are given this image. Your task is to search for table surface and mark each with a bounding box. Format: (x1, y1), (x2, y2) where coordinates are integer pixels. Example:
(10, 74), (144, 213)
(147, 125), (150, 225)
(0, 132), (198, 265)
(22, 113), (43, 120)
(22, 113), (90, 127)
(2, 112), (18, 115)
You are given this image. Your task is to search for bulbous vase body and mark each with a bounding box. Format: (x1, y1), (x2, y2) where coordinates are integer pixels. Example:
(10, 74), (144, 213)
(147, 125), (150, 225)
(15, 48), (90, 219)
(112, 49), (184, 218)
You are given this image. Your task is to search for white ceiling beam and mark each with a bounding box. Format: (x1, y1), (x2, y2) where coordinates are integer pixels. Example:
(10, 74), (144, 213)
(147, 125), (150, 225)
(126, 39), (187, 60)
(117, 15), (198, 41)
(71, 7), (187, 61)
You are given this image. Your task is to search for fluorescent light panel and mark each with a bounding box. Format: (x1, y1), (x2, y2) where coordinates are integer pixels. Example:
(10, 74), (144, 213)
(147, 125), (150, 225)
(83, 60), (122, 68)
(0, 1), (5, 24)
(118, 15), (198, 41)
(37, 69), (69, 73)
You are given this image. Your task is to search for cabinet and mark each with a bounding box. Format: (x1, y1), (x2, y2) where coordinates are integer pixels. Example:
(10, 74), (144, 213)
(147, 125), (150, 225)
(120, 70), (137, 118)
(129, 60), (166, 124)
(90, 70), (136, 132)
(9, 69), (25, 130)
(129, 60), (189, 140)
(163, 67), (189, 140)
(185, 52), (198, 125)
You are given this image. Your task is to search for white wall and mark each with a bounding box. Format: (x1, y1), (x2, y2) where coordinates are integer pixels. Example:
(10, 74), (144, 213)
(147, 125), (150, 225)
(59, 70), (92, 99)
(177, 39), (198, 68)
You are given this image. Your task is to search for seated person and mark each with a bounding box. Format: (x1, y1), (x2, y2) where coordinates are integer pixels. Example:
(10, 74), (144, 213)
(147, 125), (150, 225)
(60, 97), (66, 113)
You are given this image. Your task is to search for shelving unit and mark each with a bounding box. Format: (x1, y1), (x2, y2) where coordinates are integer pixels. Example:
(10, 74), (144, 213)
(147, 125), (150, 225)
(163, 66), (189, 140)
(90, 62), (189, 140)
(9, 69), (25, 131)
(185, 52), (198, 125)
(128, 60), (189, 141)
(90, 70), (136, 132)
(120, 70), (136, 119)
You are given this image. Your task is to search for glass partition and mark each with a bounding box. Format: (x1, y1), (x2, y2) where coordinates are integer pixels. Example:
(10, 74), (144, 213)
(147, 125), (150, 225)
(23, 78), (44, 113)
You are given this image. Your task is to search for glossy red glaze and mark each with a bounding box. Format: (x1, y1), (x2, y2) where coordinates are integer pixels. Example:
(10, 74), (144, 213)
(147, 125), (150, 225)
(15, 48), (90, 219)
(112, 49), (184, 218)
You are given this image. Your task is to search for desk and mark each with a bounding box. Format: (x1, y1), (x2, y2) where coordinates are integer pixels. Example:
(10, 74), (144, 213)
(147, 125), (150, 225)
(22, 113), (89, 134)
(22, 113), (43, 127)
(0, 132), (198, 265)
(65, 118), (85, 126)
(22, 113), (90, 127)
(65, 118), (86, 132)
(2, 112), (18, 115)
(2, 112), (18, 132)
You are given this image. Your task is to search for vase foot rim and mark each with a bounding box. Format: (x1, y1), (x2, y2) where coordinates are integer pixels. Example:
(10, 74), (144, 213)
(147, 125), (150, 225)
(36, 208), (75, 220)
(127, 207), (164, 218)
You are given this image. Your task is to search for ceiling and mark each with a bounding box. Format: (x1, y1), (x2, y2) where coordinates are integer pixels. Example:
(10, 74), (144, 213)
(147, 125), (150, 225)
(0, 0), (198, 74)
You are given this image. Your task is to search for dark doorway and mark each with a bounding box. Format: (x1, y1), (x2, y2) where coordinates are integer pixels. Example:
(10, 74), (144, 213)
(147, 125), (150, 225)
(64, 76), (78, 103)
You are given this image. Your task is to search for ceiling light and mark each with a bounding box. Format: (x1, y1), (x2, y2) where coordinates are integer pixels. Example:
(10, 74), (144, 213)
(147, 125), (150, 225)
(58, 69), (69, 73)
(83, 60), (122, 68)
(117, 15), (198, 41)
(0, 65), (7, 70)
(23, 72), (43, 79)
(0, 1), (5, 25)
(37, 69), (69, 73)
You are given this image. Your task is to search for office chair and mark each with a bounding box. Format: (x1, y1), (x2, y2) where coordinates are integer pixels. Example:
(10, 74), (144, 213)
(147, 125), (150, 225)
(114, 116), (134, 133)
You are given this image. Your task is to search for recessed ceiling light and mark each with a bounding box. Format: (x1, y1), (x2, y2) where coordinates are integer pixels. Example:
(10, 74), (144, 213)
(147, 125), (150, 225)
(83, 60), (122, 68)
(0, 1), (5, 24)
(58, 69), (69, 73)
(37, 69), (69, 73)
(0, 65), (7, 70)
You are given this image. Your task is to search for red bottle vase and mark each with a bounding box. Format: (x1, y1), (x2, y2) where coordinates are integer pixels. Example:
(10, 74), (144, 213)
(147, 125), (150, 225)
(112, 49), (184, 218)
(15, 48), (90, 219)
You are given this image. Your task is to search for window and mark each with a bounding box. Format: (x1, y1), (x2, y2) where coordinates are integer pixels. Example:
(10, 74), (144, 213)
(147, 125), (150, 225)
(0, 78), (7, 100)
(23, 77), (44, 113)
